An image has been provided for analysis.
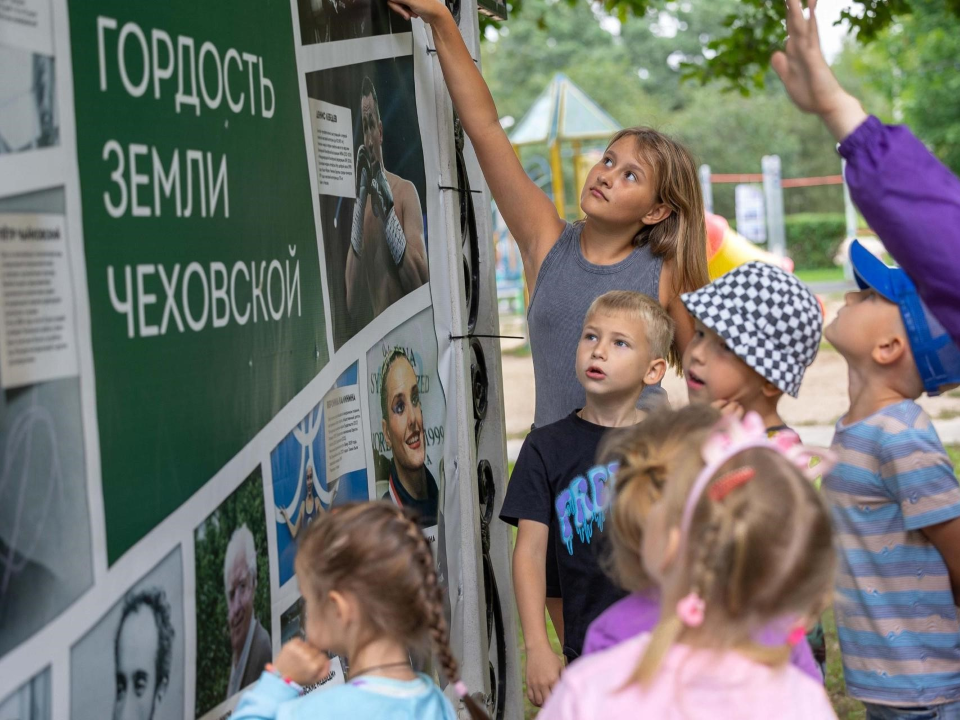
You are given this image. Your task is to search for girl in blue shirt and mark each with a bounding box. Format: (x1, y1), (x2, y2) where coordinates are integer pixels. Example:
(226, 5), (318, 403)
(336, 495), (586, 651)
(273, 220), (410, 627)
(232, 502), (487, 720)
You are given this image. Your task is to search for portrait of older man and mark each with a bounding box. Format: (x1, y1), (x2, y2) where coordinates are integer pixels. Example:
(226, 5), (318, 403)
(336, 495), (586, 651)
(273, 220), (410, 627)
(223, 525), (271, 698)
(112, 588), (174, 720)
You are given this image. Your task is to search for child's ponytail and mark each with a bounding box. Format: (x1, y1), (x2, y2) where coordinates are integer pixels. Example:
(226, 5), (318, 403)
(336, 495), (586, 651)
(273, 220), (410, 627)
(630, 414), (836, 688)
(398, 511), (490, 720)
(602, 406), (721, 593)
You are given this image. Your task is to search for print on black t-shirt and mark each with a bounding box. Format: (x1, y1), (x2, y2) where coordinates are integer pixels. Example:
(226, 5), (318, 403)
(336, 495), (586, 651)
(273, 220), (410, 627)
(555, 460), (617, 555)
(500, 411), (628, 660)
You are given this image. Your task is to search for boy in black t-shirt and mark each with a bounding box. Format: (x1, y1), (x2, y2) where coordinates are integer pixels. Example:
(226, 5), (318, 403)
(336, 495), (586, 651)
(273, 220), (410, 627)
(500, 291), (674, 708)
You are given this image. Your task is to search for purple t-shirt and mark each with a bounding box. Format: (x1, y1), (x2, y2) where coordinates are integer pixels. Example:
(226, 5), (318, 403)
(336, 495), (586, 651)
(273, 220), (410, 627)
(582, 592), (822, 682)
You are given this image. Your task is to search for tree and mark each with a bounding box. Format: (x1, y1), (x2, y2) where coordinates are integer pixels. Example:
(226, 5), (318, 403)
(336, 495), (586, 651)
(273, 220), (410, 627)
(483, 0), (960, 93)
(482, 0), (851, 219)
(858, 0), (960, 173)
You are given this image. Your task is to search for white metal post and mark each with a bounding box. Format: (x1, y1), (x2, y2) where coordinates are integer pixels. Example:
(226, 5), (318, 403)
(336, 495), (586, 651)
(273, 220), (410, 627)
(762, 155), (786, 257)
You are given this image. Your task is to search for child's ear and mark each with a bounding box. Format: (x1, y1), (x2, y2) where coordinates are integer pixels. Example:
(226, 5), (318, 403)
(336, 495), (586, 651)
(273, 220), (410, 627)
(872, 334), (907, 366)
(645, 357), (667, 386)
(760, 381), (782, 399)
(641, 203), (672, 226)
(329, 590), (351, 622)
(661, 527), (682, 572)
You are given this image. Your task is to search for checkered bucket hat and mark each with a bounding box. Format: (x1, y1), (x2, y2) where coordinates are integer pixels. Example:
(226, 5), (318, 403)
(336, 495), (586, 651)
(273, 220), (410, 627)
(681, 262), (823, 397)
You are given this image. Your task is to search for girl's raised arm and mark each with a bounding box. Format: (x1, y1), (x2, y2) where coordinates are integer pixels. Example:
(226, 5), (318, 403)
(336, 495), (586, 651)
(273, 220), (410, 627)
(389, 0), (566, 278)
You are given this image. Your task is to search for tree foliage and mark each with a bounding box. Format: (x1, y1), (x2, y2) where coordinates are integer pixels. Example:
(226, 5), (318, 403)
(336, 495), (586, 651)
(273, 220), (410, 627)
(194, 468), (271, 717)
(852, 0), (960, 174)
(483, 0), (960, 93)
(482, 0), (850, 221)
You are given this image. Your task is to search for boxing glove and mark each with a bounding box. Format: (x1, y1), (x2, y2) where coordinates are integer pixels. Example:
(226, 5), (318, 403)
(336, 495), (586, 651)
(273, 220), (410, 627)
(350, 146), (371, 257)
(368, 159), (406, 266)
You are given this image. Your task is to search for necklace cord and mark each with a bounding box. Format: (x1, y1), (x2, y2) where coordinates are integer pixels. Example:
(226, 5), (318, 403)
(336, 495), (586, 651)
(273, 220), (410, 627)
(347, 660), (412, 681)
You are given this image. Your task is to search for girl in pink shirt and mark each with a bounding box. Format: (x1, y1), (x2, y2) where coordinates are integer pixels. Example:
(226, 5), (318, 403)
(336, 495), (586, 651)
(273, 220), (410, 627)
(583, 408), (822, 681)
(539, 411), (838, 720)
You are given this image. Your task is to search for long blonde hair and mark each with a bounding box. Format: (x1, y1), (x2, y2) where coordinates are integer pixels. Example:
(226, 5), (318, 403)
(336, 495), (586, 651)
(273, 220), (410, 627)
(634, 441), (835, 686)
(605, 127), (709, 368)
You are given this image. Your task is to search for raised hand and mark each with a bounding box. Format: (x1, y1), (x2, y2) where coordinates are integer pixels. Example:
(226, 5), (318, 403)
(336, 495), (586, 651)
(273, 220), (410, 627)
(273, 639), (331, 687)
(387, 0), (448, 24)
(771, 0), (867, 141)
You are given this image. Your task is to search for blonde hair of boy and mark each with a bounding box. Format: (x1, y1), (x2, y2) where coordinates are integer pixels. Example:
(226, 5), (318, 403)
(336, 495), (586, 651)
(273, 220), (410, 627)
(633, 425), (836, 687)
(586, 291), (675, 363)
(600, 405), (720, 594)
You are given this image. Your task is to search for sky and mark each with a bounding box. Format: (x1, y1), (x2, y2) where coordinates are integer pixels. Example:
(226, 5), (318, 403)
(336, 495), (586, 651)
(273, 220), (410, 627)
(814, 0), (853, 63)
(592, 0), (854, 64)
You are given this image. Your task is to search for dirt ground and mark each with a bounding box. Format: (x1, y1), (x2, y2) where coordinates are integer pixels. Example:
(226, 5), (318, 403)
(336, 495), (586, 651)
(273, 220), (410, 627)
(498, 295), (960, 437)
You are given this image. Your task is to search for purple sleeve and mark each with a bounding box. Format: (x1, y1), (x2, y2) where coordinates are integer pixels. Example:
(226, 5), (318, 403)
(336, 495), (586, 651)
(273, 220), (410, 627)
(788, 639), (822, 683)
(839, 116), (960, 345)
(581, 613), (620, 656)
(581, 593), (660, 657)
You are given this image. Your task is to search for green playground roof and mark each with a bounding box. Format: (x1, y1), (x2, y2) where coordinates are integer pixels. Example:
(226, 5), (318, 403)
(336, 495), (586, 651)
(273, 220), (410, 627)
(508, 72), (622, 147)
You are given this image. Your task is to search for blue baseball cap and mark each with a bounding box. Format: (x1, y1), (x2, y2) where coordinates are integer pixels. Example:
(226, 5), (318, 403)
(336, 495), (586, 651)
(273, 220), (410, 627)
(850, 240), (960, 396)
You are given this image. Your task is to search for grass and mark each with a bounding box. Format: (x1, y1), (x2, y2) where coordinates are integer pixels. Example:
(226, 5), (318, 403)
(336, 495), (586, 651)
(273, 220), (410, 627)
(795, 266), (848, 284)
(948, 444), (960, 470)
(519, 609), (562, 719)
(502, 342), (532, 358)
(823, 610), (865, 720)
(507, 520), (560, 719)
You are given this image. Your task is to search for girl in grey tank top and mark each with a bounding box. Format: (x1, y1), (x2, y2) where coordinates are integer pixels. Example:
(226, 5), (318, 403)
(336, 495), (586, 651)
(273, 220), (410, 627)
(528, 222), (666, 428)
(388, 15), (710, 431)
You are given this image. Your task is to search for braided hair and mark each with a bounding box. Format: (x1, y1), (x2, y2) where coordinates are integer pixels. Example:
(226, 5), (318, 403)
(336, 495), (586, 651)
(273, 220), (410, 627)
(295, 501), (489, 719)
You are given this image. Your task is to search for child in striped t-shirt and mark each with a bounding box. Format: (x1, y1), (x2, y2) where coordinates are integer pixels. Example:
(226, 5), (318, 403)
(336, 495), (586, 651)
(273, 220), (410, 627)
(823, 241), (960, 719)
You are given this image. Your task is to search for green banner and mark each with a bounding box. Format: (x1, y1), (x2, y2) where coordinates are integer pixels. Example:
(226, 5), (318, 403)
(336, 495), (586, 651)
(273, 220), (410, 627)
(68, 0), (327, 563)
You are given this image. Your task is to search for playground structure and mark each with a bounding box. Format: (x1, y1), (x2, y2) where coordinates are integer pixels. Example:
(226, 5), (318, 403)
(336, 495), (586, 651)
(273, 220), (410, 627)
(705, 212), (793, 280)
(497, 74), (854, 322)
(508, 73), (621, 220)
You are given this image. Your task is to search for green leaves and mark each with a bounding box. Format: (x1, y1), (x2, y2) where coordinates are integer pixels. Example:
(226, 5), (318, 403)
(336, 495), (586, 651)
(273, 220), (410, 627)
(681, 0), (786, 94)
(838, 0), (912, 41)
(483, 0), (960, 94)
